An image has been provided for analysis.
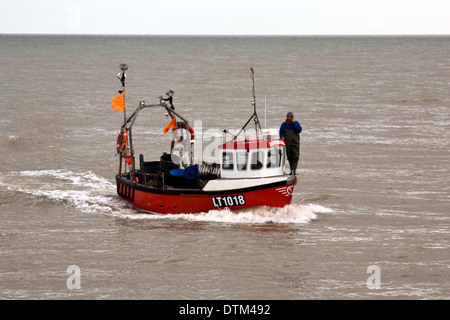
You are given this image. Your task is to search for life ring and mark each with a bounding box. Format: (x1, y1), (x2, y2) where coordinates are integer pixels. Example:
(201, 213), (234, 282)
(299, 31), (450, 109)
(116, 128), (128, 154)
(175, 123), (195, 143)
(189, 126), (195, 142)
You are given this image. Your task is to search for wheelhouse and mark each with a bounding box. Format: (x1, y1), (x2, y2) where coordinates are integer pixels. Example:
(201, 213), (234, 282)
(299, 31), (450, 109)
(219, 139), (286, 179)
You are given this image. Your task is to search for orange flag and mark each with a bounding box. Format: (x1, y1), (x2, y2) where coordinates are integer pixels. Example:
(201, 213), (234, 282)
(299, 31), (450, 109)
(163, 116), (177, 134)
(111, 91), (126, 112)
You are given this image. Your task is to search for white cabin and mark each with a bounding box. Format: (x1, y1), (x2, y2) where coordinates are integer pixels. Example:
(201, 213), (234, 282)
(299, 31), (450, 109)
(219, 139), (286, 179)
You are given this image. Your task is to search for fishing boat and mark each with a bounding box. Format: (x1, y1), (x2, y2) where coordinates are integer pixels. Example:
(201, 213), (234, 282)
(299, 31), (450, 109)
(112, 65), (297, 214)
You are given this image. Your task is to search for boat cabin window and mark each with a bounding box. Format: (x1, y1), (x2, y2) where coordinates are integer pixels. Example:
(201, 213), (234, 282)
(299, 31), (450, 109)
(222, 152), (234, 170)
(250, 151), (264, 170)
(267, 147), (282, 168)
(236, 152), (248, 171)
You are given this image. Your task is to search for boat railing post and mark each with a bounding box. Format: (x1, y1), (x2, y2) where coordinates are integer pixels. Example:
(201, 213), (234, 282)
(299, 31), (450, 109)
(129, 127), (137, 182)
(118, 155), (122, 176)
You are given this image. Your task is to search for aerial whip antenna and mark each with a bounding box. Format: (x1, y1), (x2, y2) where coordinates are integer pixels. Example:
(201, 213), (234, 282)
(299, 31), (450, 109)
(232, 67), (262, 141)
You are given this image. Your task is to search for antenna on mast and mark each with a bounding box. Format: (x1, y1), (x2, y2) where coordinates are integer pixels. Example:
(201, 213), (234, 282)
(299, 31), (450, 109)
(118, 63), (128, 92)
(232, 67), (263, 141)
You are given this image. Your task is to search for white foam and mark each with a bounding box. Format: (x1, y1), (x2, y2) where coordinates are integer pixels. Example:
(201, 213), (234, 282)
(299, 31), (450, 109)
(18, 169), (111, 189)
(4, 169), (126, 215)
(120, 203), (330, 224)
(183, 204), (321, 224)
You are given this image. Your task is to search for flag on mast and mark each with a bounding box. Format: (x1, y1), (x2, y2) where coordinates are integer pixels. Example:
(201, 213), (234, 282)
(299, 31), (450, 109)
(111, 91), (126, 112)
(163, 116), (177, 134)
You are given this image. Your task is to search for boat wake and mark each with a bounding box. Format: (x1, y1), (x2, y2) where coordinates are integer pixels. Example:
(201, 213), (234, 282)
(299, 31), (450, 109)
(0, 169), (125, 214)
(163, 204), (329, 224)
(0, 169), (332, 224)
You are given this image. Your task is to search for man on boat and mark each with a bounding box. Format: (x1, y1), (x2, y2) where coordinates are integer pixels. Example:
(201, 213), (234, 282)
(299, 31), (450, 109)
(279, 111), (302, 176)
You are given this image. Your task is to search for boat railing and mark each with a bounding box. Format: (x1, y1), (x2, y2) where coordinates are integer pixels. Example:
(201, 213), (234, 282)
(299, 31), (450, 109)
(199, 161), (220, 178)
(130, 157), (220, 190)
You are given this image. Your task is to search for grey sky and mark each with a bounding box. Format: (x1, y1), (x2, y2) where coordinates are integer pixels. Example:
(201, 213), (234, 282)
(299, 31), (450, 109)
(1, 0), (449, 35)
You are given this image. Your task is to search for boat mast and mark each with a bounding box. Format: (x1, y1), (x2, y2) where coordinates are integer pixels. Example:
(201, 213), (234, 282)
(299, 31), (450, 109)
(118, 63), (128, 125)
(233, 67), (262, 141)
(251, 67), (262, 138)
(117, 64), (136, 179)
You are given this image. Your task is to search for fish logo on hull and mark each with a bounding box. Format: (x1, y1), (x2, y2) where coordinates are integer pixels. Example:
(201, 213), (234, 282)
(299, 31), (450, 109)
(275, 186), (294, 196)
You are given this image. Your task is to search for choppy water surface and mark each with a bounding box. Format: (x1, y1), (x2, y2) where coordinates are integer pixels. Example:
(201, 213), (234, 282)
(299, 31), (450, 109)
(0, 35), (448, 299)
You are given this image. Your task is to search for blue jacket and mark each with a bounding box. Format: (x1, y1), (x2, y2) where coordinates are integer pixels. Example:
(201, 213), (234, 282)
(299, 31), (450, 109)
(279, 121), (302, 139)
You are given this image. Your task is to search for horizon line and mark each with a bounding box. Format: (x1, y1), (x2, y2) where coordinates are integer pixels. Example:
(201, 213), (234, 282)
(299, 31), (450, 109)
(1, 32), (450, 37)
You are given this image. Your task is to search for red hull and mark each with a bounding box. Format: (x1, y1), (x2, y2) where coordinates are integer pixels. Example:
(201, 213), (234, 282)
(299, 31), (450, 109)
(116, 175), (295, 214)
